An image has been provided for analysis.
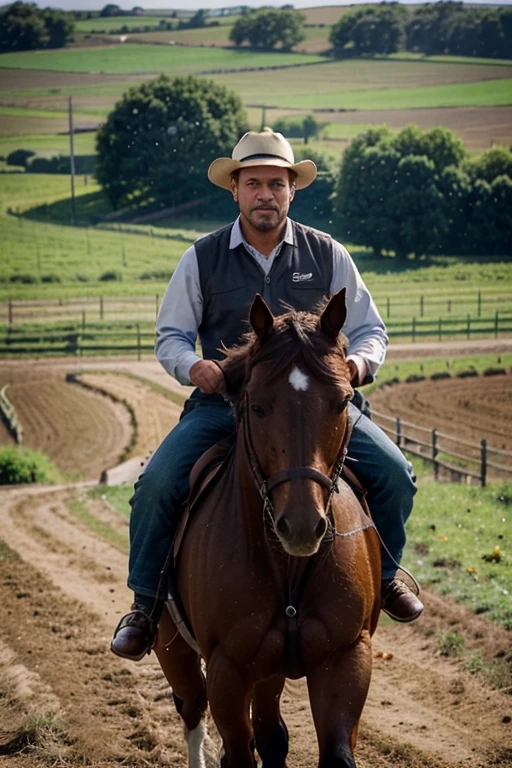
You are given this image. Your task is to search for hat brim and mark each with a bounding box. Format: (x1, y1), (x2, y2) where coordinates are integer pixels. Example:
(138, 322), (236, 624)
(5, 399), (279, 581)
(208, 157), (317, 191)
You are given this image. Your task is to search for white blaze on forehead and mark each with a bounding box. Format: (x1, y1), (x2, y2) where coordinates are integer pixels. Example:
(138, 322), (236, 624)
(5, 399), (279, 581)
(289, 366), (309, 392)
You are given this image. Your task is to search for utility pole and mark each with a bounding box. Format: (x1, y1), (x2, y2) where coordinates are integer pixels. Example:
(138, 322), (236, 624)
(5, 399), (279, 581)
(68, 96), (76, 226)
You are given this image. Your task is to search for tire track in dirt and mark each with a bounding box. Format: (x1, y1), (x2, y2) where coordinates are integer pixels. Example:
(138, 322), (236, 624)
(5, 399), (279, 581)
(1, 484), (511, 767)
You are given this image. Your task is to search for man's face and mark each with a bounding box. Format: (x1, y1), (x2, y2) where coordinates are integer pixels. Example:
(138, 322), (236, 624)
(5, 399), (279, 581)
(231, 166), (296, 233)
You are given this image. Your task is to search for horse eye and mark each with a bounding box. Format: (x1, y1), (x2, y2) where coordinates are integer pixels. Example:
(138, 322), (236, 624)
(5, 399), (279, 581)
(251, 404), (266, 418)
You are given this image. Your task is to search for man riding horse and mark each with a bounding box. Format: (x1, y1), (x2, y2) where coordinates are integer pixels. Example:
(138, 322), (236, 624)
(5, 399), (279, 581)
(111, 128), (424, 662)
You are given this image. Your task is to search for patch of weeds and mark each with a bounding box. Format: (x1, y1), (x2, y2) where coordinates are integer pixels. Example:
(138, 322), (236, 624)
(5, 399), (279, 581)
(66, 498), (128, 552)
(438, 631), (466, 657)
(464, 650), (512, 689)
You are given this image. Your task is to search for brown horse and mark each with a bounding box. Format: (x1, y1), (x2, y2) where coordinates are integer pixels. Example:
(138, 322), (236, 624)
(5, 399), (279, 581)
(154, 289), (381, 768)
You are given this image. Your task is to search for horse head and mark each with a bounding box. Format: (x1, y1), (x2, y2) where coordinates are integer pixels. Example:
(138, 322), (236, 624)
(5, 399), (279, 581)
(223, 289), (354, 557)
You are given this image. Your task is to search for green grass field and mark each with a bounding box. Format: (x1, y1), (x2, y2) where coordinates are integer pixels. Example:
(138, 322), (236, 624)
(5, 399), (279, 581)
(0, 45), (325, 74)
(1, 174), (511, 331)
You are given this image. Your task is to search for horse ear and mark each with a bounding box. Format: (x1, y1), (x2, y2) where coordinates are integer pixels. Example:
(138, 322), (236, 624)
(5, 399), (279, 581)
(250, 294), (274, 340)
(320, 288), (347, 340)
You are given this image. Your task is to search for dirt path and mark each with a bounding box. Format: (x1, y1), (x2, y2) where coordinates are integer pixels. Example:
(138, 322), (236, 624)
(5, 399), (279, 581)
(0, 482), (511, 768)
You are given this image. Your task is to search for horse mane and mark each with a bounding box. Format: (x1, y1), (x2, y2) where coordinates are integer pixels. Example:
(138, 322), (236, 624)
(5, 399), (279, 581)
(219, 300), (350, 397)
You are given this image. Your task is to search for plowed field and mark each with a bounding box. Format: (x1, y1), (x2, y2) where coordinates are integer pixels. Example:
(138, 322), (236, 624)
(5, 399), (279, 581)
(0, 346), (511, 767)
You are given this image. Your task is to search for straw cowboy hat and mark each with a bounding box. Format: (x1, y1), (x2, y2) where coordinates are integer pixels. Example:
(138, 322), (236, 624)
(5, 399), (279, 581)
(208, 127), (317, 191)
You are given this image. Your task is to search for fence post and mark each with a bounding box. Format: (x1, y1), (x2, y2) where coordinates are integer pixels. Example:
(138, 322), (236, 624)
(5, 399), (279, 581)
(412, 317), (416, 342)
(396, 417), (401, 448)
(100, 296), (104, 321)
(82, 310), (86, 332)
(477, 290), (481, 317)
(386, 297), (390, 318)
(480, 439), (487, 488)
(137, 323), (141, 361)
(495, 310), (499, 338)
(8, 299), (13, 327)
(420, 295), (424, 317)
(438, 317), (442, 341)
(156, 293), (159, 320)
(432, 428), (438, 480)
(467, 314), (471, 339)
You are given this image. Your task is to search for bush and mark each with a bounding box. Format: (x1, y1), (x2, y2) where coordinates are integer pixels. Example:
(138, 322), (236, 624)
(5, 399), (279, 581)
(99, 269), (122, 281)
(456, 369), (479, 378)
(9, 274), (37, 284)
(430, 371), (451, 380)
(405, 374), (426, 383)
(0, 446), (62, 485)
(6, 148), (35, 168)
(483, 367), (507, 376)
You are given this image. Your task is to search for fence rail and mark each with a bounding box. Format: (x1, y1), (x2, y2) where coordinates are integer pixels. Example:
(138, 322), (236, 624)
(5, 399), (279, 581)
(372, 408), (512, 486)
(1, 315), (511, 357)
(1, 290), (512, 329)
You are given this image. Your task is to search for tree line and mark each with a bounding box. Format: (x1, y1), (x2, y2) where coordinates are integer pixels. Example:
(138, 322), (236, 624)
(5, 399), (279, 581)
(330, 1), (511, 60)
(95, 75), (512, 260)
(0, 1), (74, 52)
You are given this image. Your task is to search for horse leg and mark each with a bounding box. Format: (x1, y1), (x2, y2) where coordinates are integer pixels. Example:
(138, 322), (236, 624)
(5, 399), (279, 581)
(207, 650), (257, 768)
(252, 676), (289, 768)
(153, 608), (212, 767)
(306, 634), (373, 768)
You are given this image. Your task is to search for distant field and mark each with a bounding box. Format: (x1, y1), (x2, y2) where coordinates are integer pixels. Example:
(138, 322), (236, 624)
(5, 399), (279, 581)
(0, 45), (325, 75)
(2, 53), (510, 148)
(74, 15), (170, 32)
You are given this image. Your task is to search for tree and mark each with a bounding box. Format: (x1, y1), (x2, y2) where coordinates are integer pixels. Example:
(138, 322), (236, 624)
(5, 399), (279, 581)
(95, 75), (249, 211)
(333, 125), (469, 260)
(272, 115), (327, 144)
(330, 5), (406, 58)
(100, 4), (122, 18)
(42, 8), (75, 49)
(0, 1), (73, 52)
(229, 9), (305, 51)
(468, 176), (512, 255)
(466, 146), (512, 185)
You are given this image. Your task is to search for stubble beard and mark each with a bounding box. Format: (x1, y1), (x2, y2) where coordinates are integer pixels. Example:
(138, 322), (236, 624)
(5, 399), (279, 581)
(249, 206), (285, 232)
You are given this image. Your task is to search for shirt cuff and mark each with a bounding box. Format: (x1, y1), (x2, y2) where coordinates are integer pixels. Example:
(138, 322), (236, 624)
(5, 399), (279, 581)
(175, 351), (202, 385)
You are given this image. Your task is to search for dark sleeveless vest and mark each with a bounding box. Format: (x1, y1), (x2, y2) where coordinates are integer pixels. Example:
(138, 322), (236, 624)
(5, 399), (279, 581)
(194, 219), (334, 363)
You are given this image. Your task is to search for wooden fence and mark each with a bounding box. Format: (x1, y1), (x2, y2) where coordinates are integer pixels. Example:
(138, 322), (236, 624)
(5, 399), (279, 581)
(372, 408), (512, 487)
(0, 314), (511, 357)
(1, 290), (512, 328)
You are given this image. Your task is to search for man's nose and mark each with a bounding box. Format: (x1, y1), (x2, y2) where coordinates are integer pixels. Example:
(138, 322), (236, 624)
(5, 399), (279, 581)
(257, 185), (274, 199)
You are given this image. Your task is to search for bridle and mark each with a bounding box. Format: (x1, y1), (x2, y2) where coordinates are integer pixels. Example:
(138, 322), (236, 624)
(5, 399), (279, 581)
(241, 391), (351, 524)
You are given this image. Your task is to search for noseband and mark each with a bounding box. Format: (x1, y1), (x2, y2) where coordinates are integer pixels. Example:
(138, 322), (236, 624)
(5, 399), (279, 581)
(242, 392), (350, 522)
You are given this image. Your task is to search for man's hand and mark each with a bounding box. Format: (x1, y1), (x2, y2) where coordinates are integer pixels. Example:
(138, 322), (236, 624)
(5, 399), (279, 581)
(346, 359), (360, 387)
(189, 360), (226, 394)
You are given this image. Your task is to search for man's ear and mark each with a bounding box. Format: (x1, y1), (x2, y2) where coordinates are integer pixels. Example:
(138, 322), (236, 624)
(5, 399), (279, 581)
(250, 294), (274, 341)
(320, 288), (347, 340)
(230, 175), (238, 202)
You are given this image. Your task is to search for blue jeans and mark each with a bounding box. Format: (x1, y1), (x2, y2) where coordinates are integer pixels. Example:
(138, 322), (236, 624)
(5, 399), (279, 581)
(128, 401), (416, 599)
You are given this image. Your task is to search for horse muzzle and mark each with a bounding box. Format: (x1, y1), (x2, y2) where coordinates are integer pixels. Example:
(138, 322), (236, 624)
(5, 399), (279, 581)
(274, 506), (328, 557)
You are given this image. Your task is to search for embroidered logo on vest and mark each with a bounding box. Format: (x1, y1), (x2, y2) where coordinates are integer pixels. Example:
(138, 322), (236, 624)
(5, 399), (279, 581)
(292, 272), (313, 283)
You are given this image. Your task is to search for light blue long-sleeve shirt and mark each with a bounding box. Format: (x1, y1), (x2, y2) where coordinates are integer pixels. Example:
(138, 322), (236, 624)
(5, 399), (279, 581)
(155, 217), (388, 386)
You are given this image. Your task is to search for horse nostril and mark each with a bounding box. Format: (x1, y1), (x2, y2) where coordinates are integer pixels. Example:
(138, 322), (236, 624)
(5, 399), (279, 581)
(315, 517), (327, 540)
(276, 516), (290, 539)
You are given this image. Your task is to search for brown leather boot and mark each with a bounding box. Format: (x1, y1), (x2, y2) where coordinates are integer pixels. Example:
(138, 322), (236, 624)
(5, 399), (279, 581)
(381, 578), (424, 623)
(110, 606), (156, 661)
